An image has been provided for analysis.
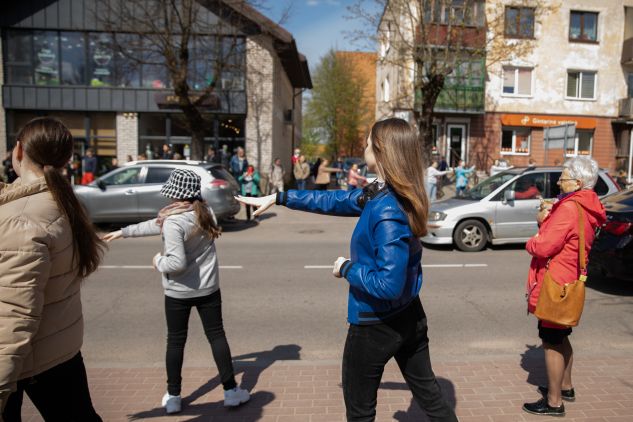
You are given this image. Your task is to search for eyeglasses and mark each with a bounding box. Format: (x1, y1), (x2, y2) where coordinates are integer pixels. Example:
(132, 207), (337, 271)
(558, 178), (577, 182)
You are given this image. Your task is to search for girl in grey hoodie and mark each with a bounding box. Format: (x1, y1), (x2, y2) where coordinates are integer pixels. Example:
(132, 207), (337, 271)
(103, 169), (249, 414)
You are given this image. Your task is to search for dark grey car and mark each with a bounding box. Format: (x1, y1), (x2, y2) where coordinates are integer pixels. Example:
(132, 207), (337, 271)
(74, 160), (240, 223)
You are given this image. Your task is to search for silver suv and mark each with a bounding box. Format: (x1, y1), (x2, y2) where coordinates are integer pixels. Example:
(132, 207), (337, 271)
(74, 160), (240, 223)
(423, 166), (620, 252)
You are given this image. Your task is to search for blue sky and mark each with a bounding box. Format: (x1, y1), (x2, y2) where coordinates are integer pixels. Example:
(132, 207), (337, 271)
(257, 0), (379, 71)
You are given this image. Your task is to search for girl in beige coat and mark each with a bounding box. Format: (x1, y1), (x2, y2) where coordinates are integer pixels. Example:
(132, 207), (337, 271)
(0, 118), (104, 421)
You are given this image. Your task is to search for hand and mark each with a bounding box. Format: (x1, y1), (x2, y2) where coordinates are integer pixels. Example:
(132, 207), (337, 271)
(536, 208), (550, 225)
(235, 194), (276, 217)
(333, 256), (348, 278)
(101, 230), (123, 242)
(152, 252), (161, 269)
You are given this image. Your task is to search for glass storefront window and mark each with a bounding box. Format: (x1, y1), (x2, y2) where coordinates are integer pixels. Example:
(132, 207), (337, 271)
(114, 33), (141, 88)
(189, 36), (218, 90)
(60, 32), (86, 85)
(142, 38), (170, 89)
(6, 30), (33, 84)
(566, 131), (593, 157)
(33, 31), (60, 86)
(88, 33), (114, 87)
(501, 127), (530, 155)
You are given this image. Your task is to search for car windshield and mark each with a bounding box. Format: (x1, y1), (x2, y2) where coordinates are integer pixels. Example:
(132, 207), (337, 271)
(461, 172), (516, 200)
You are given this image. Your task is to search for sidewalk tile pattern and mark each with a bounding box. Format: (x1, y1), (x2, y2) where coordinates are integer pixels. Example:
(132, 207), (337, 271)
(20, 357), (633, 421)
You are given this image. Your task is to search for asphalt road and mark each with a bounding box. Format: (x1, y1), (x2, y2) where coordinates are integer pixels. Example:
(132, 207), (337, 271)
(83, 205), (633, 367)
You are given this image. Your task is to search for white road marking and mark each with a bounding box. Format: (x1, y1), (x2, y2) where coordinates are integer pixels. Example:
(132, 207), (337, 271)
(305, 264), (488, 269)
(100, 265), (243, 269)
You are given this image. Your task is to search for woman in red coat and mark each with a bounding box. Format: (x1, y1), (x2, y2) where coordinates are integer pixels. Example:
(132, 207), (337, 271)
(523, 157), (606, 417)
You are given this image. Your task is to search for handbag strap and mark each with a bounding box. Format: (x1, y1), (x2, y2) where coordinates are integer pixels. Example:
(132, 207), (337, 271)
(572, 201), (587, 276)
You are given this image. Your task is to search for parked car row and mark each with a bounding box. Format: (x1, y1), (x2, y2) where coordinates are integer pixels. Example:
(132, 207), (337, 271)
(73, 160), (240, 223)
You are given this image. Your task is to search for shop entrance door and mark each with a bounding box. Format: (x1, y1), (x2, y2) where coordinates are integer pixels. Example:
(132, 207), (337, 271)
(447, 124), (467, 167)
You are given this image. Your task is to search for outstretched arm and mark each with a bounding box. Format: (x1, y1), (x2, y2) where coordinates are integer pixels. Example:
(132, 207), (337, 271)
(236, 189), (365, 218)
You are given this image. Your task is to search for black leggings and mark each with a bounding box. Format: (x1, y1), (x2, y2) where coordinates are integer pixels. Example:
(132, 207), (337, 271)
(2, 352), (102, 422)
(165, 290), (237, 395)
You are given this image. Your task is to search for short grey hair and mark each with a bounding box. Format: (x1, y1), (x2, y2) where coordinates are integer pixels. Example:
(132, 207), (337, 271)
(563, 156), (599, 189)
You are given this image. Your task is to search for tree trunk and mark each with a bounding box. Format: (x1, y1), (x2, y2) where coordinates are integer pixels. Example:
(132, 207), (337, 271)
(416, 75), (445, 166)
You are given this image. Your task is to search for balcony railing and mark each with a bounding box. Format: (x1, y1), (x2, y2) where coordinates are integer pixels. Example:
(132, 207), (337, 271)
(415, 85), (485, 114)
(619, 97), (633, 117)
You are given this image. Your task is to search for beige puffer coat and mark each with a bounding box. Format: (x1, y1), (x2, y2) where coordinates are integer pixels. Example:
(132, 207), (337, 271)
(0, 178), (83, 395)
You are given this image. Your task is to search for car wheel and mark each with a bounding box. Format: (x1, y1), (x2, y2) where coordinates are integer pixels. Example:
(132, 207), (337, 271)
(454, 220), (488, 252)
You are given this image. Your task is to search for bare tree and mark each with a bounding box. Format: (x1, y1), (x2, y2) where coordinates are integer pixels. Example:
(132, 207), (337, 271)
(94, 0), (290, 161)
(348, 0), (557, 164)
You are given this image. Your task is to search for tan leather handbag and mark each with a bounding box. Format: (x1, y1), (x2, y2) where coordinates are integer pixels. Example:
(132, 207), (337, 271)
(534, 201), (587, 327)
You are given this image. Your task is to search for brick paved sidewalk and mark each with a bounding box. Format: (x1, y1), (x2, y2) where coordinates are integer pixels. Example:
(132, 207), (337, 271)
(21, 355), (633, 422)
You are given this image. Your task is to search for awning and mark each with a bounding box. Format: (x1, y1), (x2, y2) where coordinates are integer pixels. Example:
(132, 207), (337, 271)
(501, 114), (597, 130)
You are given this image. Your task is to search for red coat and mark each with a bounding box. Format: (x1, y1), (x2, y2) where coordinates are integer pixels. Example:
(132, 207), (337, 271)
(525, 190), (606, 323)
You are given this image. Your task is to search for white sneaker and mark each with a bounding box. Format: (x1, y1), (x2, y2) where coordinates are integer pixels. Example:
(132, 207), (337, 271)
(223, 386), (250, 407)
(161, 392), (182, 414)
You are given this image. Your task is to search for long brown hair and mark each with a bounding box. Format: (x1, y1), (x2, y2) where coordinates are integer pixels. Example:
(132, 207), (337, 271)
(193, 199), (221, 239)
(17, 117), (105, 277)
(369, 118), (429, 237)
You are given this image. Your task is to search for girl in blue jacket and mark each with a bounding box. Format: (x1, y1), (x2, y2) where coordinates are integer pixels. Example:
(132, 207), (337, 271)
(237, 118), (457, 422)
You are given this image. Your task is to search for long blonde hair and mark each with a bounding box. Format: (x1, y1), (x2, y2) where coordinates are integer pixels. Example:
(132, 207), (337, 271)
(369, 118), (429, 237)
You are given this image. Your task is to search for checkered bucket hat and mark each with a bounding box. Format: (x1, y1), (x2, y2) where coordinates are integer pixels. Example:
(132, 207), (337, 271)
(160, 169), (202, 200)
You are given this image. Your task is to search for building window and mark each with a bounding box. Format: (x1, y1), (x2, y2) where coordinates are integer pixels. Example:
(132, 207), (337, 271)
(33, 31), (60, 86)
(505, 7), (535, 38)
(114, 33), (141, 88)
(566, 131), (593, 157)
(425, 0), (485, 27)
(502, 66), (532, 96)
(628, 73), (633, 98)
(383, 77), (390, 102)
(570, 11), (598, 42)
(60, 32), (86, 85)
(5, 30), (33, 84)
(88, 33), (114, 87)
(501, 127), (530, 155)
(566, 71), (596, 100)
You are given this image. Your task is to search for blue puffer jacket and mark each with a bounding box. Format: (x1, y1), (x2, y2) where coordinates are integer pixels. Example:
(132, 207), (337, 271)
(277, 185), (423, 325)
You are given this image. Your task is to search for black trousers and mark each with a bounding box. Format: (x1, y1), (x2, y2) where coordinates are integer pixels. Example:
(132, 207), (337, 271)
(342, 299), (457, 422)
(2, 352), (102, 422)
(165, 290), (237, 395)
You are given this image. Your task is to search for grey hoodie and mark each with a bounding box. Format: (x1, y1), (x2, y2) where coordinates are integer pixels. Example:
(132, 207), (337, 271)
(122, 211), (219, 299)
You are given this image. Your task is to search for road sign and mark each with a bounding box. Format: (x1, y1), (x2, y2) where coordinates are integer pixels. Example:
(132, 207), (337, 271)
(544, 124), (576, 150)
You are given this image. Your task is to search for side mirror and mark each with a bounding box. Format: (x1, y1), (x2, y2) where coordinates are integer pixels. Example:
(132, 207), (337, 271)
(504, 190), (515, 202)
(97, 180), (107, 191)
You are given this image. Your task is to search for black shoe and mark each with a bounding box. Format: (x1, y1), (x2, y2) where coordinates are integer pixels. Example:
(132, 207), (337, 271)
(523, 398), (565, 417)
(538, 385), (576, 402)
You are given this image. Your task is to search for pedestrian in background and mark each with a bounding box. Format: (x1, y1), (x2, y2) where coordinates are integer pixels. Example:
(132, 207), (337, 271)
(334, 156), (345, 187)
(490, 158), (512, 176)
(102, 169), (250, 415)
(314, 158), (343, 190)
(522, 157), (606, 417)
(270, 157), (285, 194)
(293, 155), (310, 190)
(230, 147), (248, 179)
(81, 148), (97, 185)
(291, 148), (301, 165)
(346, 163), (367, 190)
(425, 160), (450, 202)
(161, 143), (174, 160)
(0, 117), (105, 421)
(454, 160), (475, 198)
(237, 118), (458, 422)
(238, 165), (261, 220)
